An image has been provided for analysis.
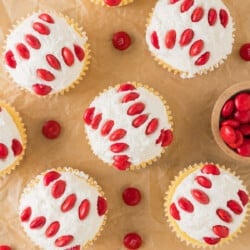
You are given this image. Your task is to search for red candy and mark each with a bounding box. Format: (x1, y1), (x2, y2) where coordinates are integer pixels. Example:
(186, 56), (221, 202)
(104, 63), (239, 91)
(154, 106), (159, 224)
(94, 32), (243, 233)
(110, 143), (129, 153)
(189, 40), (204, 57)
(20, 206), (32, 222)
(39, 13), (54, 23)
(156, 129), (173, 147)
(220, 125), (236, 144)
(201, 164), (220, 175)
(16, 43), (30, 59)
(118, 83), (136, 92)
(78, 199), (90, 220)
(32, 83), (52, 96)
(45, 221), (60, 237)
(104, 0), (121, 6)
(227, 130), (243, 149)
(42, 120), (61, 139)
(208, 8), (217, 26)
(240, 43), (250, 61)
(5, 50), (16, 68)
(227, 200), (243, 214)
(83, 107), (95, 125)
(237, 139), (250, 156)
(191, 7), (204, 22)
(132, 114), (148, 128)
(191, 189), (209, 204)
(165, 30), (176, 49)
(36, 68), (55, 81)
(221, 99), (234, 118)
(212, 225), (229, 238)
(25, 34), (41, 49)
(0, 246), (12, 250)
(180, 0), (194, 13)
(178, 197), (194, 213)
(62, 47), (74, 66)
(112, 31), (131, 51)
(122, 92), (139, 103)
(203, 237), (220, 245)
(195, 51), (210, 66)
(169, 203), (180, 220)
(46, 54), (61, 70)
(61, 194), (77, 212)
(51, 180), (66, 199)
(123, 233), (142, 250)
(11, 139), (23, 156)
(33, 22), (50, 35)
(151, 31), (160, 49)
(122, 187), (141, 206)
(235, 93), (250, 111)
(179, 29), (194, 46)
(30, 216), (46, 229)
(101, 120), (114, 136)
(55, 235), (74, 247)
(216, 208), (232, 223)
(0, 143), (8, 159)
(221, 119), (240, 128)
(109, 129), (127, 141)
(219, 9), (229, 28)
(113, 155), (131, 170)
(195, 175), (212, 188)
(97, 196), (108, 216)
(43, 170), (61, 186)
(127, 102), (145, 116)
(238, 189), (249, 206)
(145, 118), (159, 135)
(74, 44), (85, 61)
(91, 113), (102, 129)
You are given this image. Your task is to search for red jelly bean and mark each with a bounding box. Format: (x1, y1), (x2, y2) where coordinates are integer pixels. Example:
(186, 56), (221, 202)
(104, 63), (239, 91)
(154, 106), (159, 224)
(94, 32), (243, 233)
(11, 139), (23, 156)
(212, 225), (229, 238)
(0, 143), (8, 159)
(32, 84), (52, 96)
(234, 110), (250, 123)
(221, 99), (234, 118)
(239, 43), (250, 61)
(221, 119), (240, 128)
(123, 233), (142, 250)
(165, 30), (176, 49)
(151, 31), (160, 49)
(42, 120), (61, 139)
(227, 130), (243, 149)
(0, 246), (12, 250)
(97, 196), (108, 216)
(169, 203), (180, 220)
(5, 50), (16, 68)
(234, 92), (250, 111)
(203, 237), (220, 245)
(122, 187), (141, 206)
(220, 125), (236, 144)
(104, 0), (121, 6)
(237, 139), (250, 157)
(238, 189), (249, 206)
(112, 31), (131, 51)
(25, 34), (41, 49)
(240, 124), (250, 135)
(39, 13), (54, 23)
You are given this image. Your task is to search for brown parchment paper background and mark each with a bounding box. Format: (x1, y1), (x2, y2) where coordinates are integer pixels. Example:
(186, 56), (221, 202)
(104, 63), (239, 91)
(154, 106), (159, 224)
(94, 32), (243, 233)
(0, 0), (249, 249)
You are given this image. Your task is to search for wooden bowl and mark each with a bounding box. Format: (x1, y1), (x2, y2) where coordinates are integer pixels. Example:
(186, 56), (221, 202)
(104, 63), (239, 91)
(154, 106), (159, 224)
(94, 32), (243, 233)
(211, 81), (250, 162)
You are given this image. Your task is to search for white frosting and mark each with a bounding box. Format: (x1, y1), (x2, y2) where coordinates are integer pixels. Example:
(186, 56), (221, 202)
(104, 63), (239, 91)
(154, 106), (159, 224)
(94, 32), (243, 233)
(85, 85), (172, 166)
(146, 0), (233, 78)
(170, 167), (248, 242)
(19, 169), (106, 249)
(4, 12), (87, 94)
(0, 106), (23, 171)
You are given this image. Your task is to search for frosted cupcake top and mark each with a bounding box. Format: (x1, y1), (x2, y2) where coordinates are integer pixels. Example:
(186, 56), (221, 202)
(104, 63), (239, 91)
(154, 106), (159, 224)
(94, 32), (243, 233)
(146, 0), (234, 78)
(166, 163), (249, 246)
(4, 12), (89, 96)
(19, 168), (107, 249)
(0, 102), (25, 175)
(83, 82), (173, 170)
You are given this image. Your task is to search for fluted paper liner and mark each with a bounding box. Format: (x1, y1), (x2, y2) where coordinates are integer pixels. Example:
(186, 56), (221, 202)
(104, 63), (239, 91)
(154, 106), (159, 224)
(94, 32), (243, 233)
(2, 11), (91, 97)
(146, 8), (235, 78)
(0, 100), (27, 178)
(89, 0), (134, 7)
(84, 81), (174, 171)
(19, 167), (107, 249)
(164, 162), (250, 248)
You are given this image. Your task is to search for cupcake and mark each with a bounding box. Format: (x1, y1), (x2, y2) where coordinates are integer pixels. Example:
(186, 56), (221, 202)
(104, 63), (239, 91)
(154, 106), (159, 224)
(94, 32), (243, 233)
(83, 82), (173, 171)
(164, 163), (249, 248)
(145, 0), (234, 78)
(0, 101), (26, 177)
(89, 0), (134, 7)
(19, 167), (108, 249)
(3, 12), (90, 96)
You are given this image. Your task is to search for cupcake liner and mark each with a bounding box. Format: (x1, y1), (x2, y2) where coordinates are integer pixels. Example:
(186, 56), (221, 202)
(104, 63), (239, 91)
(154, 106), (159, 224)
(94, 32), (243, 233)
(145, 7), (235, 79)
(0, 100), (27, 178)
(20, 166), (107, 249)
(84, 81), (174, 171)
(164, 162), (250, 248)
(2, 11), (91, 97)
(90, 0), (134, 7)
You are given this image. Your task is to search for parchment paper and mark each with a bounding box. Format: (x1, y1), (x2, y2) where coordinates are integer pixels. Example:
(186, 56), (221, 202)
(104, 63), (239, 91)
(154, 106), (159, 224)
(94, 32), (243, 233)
(0, 0), (250, 249)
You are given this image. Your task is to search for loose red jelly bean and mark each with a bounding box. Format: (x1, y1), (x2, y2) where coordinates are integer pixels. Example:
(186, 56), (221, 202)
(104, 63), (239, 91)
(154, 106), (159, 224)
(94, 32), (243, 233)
(0, 143), (8, 159)
(122, 187), (141, 206)
(123, 233), (142, 249)
(237, 139), (250, 156)
(240, 124), (250, 135)
(112, 31), (131, 51)
(234, 92), (250, 111)
(221, 119), (240, 128)
(105, 0), (121, 6)
(239, 43), (250, 61)
(0, 246), (12, 250)
(220, 125), (236, 144)
(221, 99), (234, 118)
(42, 120), (61, 139)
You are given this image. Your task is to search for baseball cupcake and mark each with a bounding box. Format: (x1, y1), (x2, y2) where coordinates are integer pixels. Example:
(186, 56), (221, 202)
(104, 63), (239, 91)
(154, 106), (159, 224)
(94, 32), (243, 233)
(145, 0), (234, 78)
(89, 0), (134, 7)
(164, 163), (249, 248)
(19, 167), (108, 249)
(0, 101), (26, 177)
(3, 12), (90, 96)
(83, 82), (173, 171)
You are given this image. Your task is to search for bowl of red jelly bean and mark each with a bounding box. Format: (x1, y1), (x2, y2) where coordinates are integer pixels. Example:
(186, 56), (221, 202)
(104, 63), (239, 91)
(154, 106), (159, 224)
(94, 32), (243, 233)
(211, 82), (250, 161)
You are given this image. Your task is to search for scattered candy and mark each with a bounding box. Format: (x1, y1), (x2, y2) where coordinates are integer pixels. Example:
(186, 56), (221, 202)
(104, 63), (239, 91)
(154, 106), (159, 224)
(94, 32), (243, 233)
(123, 233), (142, 249)
(104, 0), (121, 6)
(122, 187), (141, 206)
(239, 43), (250, 61)
(42, 120), (61, 139)
(112, 31), (131, 51)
